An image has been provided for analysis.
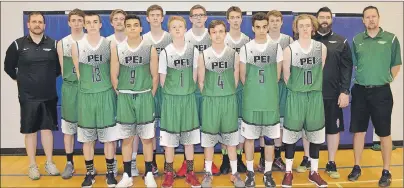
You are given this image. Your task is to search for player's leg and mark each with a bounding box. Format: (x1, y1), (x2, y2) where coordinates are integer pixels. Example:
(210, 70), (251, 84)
(61, 83), (78, 179)
(258, 136), (265, 172)
(152, 86), (162, 175)
(131, 135), (140, 176)
(273, 81), (287, 171)
(296, 137), (311, 173)
(236, 88), (247, 173)
(348, 85), (370, 181)
(219, 144), (230, 174)
(305, 91), (327, 187)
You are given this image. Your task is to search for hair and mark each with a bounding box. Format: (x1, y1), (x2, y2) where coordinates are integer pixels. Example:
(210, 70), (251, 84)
(251, 12), (268, 26)
(68, 8), (85, 21)
(316, 6), (333, 17)
(190, 4), (207, 16)
(84, 12), (101, 22)
(208, 20), (226, 34)
(362, 5), (380, 17)
(226, 6), (242, 19)
(27, 11), (45, 24)
(110, 9), (127, 22)
(292, 14), (319, 39)
(125, 14), (142, 27)
(167, 16), (187, 28)
(267, 10), (283, 21)
(147, 4), (164, 16)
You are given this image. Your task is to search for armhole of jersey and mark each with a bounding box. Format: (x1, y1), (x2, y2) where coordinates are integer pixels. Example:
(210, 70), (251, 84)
(116, 44), (121, 64)
(76, 41), (80, 63)
(202, 50), (206, 67)
(163, 48), (168, 65)
(289, 46), (292, 65)
(149, 45), (153, 60)
(244, 44), (248, 62)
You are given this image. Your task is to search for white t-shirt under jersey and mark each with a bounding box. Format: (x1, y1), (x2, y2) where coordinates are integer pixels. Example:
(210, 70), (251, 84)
(158, 42), (200, 74)
(239, 39), (284, 64)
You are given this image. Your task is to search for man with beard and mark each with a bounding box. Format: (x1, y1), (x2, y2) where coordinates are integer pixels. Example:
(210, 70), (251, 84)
(348, 6), (401, 187)
(4, 11), (61, 180)
(295, 7), (353, 179)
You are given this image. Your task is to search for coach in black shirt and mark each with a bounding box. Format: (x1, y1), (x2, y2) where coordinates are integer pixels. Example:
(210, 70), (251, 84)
(313, 7), (353, 179)
(4, 11), (61, 180)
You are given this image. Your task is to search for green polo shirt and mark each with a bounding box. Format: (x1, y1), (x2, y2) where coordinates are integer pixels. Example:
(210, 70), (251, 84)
(352, 27), (402, 86)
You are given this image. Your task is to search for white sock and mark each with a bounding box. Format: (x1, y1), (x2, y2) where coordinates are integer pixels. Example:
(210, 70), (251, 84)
(246, 160), (254, 172)
(311, 158), (318, 172)
(308, 156), (311, 161)
(132, 153), (137, 161)
(286, 159), (293, 172)
(230, 160), (237, 175)
(205, 161), (212, 173)
(265, 160), (273, 173)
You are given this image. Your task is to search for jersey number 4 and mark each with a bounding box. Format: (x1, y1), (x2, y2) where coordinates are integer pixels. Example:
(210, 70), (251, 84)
(304, 70), (313, 85)
(217, 75), (224, 89)
(92, 66), (101, 82)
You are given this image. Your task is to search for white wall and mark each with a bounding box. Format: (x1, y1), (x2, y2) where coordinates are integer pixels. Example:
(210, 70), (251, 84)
(1, 1), (403, 148)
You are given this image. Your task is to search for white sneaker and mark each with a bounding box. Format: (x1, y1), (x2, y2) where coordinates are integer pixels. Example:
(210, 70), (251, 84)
(131, 160), (139, 177)
(113, 160), (118, 177)
(116, 173), (133, 188)
(144, 172), (157, 187)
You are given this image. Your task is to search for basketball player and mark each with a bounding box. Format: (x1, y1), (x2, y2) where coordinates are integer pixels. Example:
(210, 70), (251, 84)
(220, 6), (250, 175)
(159, 16), (201, 188)
(142, 4), (172, 176)
(106, 8), (127, 177)
(239, 12), (282, 188)
(257, 10), (294, 173)
(198, 20), (244, 188)
(281, 14), (328, 187)
(178, 4), (220, 177)
(71, 12), (118, 187)
(57, 8), (86, 180)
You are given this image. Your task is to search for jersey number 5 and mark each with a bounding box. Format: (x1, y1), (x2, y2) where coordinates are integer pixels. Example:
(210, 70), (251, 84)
(218, 75), (224, 89)
(258, 69), (265, 83)
(130, 70), (136, 84)
(92, 66), (101, 82)
(304, 70), (312, 85)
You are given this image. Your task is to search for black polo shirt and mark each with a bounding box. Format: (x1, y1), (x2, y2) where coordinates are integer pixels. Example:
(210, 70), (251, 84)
(4, 35), (61, 102)
(314, 31), (353, 99)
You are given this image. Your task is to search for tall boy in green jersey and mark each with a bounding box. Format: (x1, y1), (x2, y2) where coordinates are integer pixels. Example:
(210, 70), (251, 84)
(239, 12), (283, 188)
(159, 16), (202, 188)
(71, 12), (118, 188)
(198, 20), (244, 188)
(281, 14), (328, 188)
(112, 15), (159, 188)
(56, 8), (86, 180)
(142, 5), (172, 174)
(220, 6), (250, 174)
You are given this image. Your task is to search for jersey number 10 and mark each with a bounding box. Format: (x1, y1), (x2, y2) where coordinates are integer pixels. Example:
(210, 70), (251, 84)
(304, 70), (313, 85)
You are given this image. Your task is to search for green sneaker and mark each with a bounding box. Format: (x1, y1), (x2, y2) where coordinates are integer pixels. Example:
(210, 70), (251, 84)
(28, 164), (40, 180)
(296, 156), (311, 173)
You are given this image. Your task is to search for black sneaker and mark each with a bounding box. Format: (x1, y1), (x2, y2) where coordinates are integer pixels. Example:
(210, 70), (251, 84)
(237, 154), (247, 173)
(244, 170), (255, 188)
(257, 157), (265, 173)
(220, 154), (231, 175)
(378, 170), (392, 187)
(106, 171), (117, 187)
(325, 161), (340, 179)
(296, 156), (311, 173)
(263, 171), (276, 188)
(348, 165), (361, 181)
(81, 172), (95, 188)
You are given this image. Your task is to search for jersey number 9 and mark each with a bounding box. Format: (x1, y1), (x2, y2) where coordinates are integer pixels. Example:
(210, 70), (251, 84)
(130, 70), (136, 84)
(92, 66), (101, 82)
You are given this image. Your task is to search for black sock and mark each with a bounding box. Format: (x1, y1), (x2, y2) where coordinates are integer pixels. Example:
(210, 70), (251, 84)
(66, 152), (74, 165)
(165, 162), (173, 173)
(106, 158), (114, 173)
(124, 161), (131, 177)
(153, 150), (157, 165)
(275, 146), (281, 159)
(145, 161), (153, 174)
(85, 160), (94, 174)
(186, 160), (194, 173)
(260, 147), (265, 159)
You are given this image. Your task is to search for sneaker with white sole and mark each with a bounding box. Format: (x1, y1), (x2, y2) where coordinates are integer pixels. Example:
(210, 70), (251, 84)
(28, 164), (40, 180)
(45, 161), (60, 176)
(116, 172), (133, 188)
(144, 172), (157, 187)
(61, 162), (75, 179)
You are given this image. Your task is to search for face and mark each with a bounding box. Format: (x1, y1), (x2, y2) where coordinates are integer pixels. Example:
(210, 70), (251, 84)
(169, 20), (187, 39)
(227, 11), (242, 30)
(147, 10), (164, 27)
(363, 9), (379, 30)
(317, 12), (332, 32)
(84, 15), (102, 34)
(209, 24), (226, 44)
(190, 8), (207, 28)
(297, 18), (313, 39)
(68, 15), (84, 32)
(111, 13), (126, 32)
(252, 20), (269, 38)
(125, 19), (142, 38)
(27, 14), (45, 35)
(268, 15), (283, 32)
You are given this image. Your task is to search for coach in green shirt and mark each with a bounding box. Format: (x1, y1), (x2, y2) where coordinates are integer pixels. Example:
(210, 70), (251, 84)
(348, 6), (401, 187)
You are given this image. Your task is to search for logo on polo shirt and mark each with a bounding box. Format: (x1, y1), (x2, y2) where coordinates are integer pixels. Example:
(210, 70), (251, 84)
(378, 41), (387, 44)
(43, 48), (52, 51)
(328, 41), (337, 43)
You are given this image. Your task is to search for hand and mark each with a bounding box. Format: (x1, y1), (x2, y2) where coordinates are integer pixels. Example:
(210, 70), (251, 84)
(338, 93), (349, 108)
(114, 88), (119, 95)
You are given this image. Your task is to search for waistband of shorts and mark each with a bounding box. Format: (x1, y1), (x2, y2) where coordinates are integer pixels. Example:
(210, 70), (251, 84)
(118, 89), (151, 94)
(63, 80), (78, 86)
(355, 83), (389, 89)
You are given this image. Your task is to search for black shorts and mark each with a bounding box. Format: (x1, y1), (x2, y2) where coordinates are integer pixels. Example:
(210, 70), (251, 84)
(324, 99), (344, 134)
(350, 84), (393, 137)
(19, 98), (58, 134)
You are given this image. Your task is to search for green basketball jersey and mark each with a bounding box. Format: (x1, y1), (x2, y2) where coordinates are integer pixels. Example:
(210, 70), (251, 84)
(202, 46), (236, 97)
(225, 33), (250, 93)
(77, 37), (112, 93)
(287, 40), (323, 92)
(268, 33), (293, 82)
(117, 40), (153, 92)
(143, 31), (172, 56)
(162, 43), (198, 95)
(185, 29), (212, 52)
(62, 34), (85, 83)
(242, 40), (280, 111)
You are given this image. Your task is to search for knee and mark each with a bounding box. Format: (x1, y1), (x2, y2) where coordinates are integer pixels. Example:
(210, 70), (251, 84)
(142, 138), (153, 145)
(309, 143), (321, 159)
(264, 136), (274, 146)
